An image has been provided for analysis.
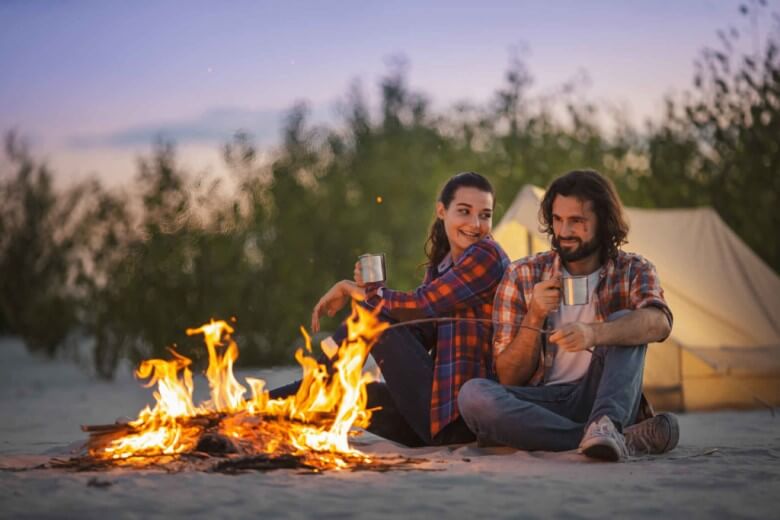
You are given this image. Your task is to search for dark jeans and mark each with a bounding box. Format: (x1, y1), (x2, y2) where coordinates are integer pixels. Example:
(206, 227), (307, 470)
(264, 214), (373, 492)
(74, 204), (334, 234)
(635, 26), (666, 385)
(269, 314), (475, 447)
(457, 310), (647, 451)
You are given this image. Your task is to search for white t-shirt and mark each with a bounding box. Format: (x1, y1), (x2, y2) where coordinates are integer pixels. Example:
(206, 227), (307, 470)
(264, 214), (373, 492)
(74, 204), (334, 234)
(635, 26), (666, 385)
(546, 268), (601, 385)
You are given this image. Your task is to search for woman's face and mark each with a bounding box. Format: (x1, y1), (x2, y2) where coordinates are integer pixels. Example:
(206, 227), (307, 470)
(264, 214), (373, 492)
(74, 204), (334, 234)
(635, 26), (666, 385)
(436, 186), (494, 261)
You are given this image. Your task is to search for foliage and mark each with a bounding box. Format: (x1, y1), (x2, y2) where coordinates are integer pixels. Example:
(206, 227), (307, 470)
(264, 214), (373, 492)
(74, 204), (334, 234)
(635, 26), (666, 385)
(684, 1), (780, 270)
(0, 134), (129, 356)
(0, 133), (79, 352)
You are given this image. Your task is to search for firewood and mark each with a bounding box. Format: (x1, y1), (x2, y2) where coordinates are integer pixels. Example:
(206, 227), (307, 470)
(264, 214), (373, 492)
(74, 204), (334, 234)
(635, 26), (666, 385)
(195, 432), (238, 454)
(81, 423), (134, 434)
(210, 453), (313, 473)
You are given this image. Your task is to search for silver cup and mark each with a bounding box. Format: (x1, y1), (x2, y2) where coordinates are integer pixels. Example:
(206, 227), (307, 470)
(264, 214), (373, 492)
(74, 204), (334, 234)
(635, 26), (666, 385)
(561, 275), (588, 306)
(359, 253), (386, 284)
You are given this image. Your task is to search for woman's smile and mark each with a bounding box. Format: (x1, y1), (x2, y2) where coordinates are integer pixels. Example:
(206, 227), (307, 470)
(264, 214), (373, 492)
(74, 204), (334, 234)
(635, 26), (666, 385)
(459, 229), (482, 240)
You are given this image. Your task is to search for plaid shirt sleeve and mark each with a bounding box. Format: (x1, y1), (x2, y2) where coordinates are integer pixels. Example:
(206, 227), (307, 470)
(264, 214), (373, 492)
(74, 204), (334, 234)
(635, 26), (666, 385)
(628, 256), (674, 328)
(492, 258), (547, 386)
(373, 239), (507, 317)
(492, 263), (525, 356)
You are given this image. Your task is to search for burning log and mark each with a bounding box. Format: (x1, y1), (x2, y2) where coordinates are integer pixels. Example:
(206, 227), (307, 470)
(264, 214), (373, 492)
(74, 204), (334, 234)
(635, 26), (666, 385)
(210, 454), (313, 474)
(196, 432), (238, 454)
(80, 411), (342, 461)
(81, 423), (135, 434)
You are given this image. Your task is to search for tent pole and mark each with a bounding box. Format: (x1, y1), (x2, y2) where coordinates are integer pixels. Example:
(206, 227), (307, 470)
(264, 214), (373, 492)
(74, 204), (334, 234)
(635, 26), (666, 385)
(678, 342), (685, 411)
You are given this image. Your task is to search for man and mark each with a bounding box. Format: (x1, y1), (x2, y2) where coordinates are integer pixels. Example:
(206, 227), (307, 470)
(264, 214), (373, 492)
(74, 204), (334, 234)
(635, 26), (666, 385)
(457, 169), (679, 461)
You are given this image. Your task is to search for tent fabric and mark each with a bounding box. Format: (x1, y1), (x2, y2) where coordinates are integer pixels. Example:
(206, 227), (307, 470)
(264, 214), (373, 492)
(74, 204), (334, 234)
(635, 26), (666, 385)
(626, 207), (780, 349)
(493, 185), (780, 410)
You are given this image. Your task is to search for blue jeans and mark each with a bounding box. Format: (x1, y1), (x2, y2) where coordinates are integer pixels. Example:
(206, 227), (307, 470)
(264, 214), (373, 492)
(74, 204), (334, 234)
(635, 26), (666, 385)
(269, 311), (475, 447)
(457, 311), (646, 451)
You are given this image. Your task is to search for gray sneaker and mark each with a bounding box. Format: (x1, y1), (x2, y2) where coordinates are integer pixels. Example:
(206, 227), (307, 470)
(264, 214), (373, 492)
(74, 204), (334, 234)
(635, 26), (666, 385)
(624, 412), (680, 456)
(578, 415), (629, 462)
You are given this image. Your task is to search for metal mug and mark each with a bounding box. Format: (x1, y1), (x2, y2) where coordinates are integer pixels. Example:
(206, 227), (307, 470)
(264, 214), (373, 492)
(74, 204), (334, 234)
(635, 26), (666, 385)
(561, 275), (589, 306)
(359, 253), (386, 284)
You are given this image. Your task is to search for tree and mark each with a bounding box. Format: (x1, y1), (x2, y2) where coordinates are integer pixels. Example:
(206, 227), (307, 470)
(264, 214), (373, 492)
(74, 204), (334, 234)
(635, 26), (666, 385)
(683, 1), (780, 271)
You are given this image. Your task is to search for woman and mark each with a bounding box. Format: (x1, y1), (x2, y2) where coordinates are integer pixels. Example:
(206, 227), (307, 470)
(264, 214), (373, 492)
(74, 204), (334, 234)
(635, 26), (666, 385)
(271, 172), (510, 446)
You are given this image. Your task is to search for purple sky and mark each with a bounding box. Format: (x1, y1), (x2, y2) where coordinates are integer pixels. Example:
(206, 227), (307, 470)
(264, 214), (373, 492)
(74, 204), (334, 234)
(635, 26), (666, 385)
(0, 0), (768, 185)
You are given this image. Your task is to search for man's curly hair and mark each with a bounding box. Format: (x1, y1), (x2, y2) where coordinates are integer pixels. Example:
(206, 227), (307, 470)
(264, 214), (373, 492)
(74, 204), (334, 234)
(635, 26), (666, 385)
(539, 169), (629, 261)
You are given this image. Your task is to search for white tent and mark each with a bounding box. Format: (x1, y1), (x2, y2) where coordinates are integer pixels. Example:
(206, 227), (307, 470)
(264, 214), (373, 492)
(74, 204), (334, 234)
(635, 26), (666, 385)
(493, 185), (780, 411)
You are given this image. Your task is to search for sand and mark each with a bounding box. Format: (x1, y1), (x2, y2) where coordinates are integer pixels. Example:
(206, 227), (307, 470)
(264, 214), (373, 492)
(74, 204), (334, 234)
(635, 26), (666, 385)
(1, 337), (778, 519)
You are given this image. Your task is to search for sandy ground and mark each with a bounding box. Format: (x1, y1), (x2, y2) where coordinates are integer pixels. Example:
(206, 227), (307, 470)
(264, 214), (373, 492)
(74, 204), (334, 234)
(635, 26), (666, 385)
(1, 336), (779, 519)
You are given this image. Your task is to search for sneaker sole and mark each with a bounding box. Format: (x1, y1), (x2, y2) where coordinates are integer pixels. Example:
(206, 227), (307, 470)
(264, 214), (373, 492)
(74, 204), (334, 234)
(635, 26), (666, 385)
(579, 439), (625, 462)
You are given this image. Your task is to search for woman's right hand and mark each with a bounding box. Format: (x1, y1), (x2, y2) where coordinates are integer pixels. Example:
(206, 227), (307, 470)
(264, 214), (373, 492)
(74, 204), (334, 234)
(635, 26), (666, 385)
(353, 261), (365, 288)
(311, 280), (358, 333)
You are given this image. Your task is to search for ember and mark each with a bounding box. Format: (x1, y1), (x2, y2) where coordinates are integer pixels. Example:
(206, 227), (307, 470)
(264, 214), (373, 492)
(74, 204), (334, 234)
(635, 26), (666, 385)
(66, 301), (426, 472)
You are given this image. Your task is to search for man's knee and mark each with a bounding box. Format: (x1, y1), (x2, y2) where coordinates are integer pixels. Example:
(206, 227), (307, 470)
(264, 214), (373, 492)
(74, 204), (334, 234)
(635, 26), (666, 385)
(458, 378), (504, 424)
(591, 343), (647, 364)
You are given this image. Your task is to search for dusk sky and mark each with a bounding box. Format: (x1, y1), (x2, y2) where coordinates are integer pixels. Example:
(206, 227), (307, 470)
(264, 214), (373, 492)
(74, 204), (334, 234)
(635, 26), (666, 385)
(0, 1), (766, 186)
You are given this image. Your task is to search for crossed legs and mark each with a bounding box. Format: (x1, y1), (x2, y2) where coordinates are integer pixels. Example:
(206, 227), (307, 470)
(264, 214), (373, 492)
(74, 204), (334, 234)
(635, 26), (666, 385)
(458, 338), (647, 451)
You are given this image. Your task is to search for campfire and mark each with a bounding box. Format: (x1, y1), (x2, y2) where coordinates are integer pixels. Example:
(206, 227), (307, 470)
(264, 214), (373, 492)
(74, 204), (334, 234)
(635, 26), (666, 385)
(56, 302), (427, 473)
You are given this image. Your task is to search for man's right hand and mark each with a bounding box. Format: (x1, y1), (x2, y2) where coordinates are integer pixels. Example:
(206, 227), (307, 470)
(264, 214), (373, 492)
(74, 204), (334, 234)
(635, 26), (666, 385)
(527, 276), (561, 321)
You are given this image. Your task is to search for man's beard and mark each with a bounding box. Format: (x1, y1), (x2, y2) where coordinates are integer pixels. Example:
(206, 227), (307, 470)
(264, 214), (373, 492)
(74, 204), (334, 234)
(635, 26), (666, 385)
(552, 235), (601, 263)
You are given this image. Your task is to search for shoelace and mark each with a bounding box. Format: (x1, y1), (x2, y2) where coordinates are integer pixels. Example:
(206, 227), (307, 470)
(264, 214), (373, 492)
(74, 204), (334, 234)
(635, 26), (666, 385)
(593, 419), (620, 437)
(626, 419), (663, 455)
(586, 418), (629, 458)
(588, 419), (615, 438)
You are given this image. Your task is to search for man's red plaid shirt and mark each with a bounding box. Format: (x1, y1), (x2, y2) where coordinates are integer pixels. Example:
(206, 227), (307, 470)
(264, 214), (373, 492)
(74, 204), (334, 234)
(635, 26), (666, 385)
(492, 250), (673, 385)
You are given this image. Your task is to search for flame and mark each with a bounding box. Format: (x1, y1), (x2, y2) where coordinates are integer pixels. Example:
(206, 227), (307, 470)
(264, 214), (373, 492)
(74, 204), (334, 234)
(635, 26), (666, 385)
(91, 302), (388, 469)
(186, 320), (246, 413)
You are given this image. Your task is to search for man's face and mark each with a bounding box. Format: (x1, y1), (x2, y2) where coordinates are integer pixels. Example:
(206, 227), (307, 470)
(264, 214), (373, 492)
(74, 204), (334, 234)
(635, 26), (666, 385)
(551, 194), (599, 263)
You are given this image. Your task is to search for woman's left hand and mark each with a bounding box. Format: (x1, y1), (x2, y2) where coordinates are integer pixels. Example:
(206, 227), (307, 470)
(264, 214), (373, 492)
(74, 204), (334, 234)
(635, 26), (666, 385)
(311, 280), (359, 333)
(353, 261), (365, 288)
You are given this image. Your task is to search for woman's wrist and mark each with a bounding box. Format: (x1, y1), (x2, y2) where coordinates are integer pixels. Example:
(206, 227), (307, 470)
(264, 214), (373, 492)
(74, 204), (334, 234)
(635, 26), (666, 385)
(340, 279), (355, 294)
(341, 280), (365, 299)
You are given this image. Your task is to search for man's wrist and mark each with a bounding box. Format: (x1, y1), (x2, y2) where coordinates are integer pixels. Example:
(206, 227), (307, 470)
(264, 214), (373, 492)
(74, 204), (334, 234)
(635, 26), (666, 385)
(525, 309), (547, 327)
(589, 322), (603, 346)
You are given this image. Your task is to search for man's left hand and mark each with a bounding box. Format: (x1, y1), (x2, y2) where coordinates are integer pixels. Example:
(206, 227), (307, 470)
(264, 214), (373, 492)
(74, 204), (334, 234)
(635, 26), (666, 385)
(549, 322), (596, 352)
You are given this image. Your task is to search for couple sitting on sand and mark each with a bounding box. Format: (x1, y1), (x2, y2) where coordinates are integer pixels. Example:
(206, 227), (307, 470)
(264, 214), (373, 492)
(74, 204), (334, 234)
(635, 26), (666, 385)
(271, 169), (679, 462)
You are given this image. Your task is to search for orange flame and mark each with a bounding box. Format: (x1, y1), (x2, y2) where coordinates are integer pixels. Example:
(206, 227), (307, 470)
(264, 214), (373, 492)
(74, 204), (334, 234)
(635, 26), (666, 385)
(92, 301), (388, 468)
